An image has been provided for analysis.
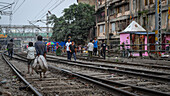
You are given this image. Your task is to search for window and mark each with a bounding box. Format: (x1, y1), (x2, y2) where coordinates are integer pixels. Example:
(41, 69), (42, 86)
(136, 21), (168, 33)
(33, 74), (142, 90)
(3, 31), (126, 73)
(118, 7), (122, 13)
(149, 0), (154, 4)
(110, 8), (115, 15)
(112, 23), (115, 32)
(103, 25), (105, 33)
(125, 4), (129, 11)
(99, 25), (103, 33)
(145, 0), (148, 5)
(114, 8), (117, 14)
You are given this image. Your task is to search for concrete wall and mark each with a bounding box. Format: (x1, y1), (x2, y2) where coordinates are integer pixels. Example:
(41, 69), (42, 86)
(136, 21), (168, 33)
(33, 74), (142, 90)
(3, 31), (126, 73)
(95, 0), (169, 53)
(77, 0), (95, 6)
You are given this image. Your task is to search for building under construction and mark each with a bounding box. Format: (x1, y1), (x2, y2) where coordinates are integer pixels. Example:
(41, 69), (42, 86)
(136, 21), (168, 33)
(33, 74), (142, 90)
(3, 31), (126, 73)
(95, 0), (169, 47)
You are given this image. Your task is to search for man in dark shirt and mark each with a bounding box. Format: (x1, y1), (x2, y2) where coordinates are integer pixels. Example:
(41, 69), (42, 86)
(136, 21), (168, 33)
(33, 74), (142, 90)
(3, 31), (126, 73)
(101, 40), (106, 59)
(69, 41), (76, 61)
(7, 39), (14, 60)
(35, 35), (47, 79)
(35, 36), (47, 57)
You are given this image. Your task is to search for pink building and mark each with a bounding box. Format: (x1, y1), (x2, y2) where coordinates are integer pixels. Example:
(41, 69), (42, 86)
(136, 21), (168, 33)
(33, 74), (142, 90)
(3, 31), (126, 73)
(119, 21), (154, 57)
(120, 21), (170, 57)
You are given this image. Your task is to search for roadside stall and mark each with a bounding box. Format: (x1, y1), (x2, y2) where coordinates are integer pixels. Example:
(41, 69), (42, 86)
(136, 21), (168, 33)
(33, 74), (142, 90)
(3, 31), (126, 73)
(119, 21), (155, 57)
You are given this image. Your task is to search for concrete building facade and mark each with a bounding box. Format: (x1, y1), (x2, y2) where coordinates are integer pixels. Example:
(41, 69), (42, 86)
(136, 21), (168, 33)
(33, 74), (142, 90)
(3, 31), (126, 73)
(95, 0), (169, 46)
(77, 0), (96, 6)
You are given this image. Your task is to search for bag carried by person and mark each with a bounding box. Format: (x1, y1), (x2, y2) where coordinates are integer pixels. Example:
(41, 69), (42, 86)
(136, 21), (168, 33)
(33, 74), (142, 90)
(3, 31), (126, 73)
(32, 55), (48, 74)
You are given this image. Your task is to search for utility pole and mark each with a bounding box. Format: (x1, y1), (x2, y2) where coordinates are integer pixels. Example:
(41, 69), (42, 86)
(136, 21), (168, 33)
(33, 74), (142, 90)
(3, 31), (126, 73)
(46, 13), (49, 41)
(166, 0), (169, 31)
(155, 0), (162, 52)
(105, 0), (109, 46)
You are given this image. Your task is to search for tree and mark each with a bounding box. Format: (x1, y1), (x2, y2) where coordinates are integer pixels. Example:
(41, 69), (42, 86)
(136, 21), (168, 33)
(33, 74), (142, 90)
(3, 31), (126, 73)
(49, 3), (95, 44)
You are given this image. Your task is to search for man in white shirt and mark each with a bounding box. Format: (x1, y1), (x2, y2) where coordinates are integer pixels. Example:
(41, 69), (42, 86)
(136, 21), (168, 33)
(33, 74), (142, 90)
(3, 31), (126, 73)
(65, 39), (72, 60)
(87, 40), (94, 61)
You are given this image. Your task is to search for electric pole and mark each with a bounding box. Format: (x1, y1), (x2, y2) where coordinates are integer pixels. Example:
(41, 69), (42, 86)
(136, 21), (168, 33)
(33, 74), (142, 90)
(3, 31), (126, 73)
(105, 0), (109, 46)
(46, 13), (49, 41)
(155, 0), (162, 52)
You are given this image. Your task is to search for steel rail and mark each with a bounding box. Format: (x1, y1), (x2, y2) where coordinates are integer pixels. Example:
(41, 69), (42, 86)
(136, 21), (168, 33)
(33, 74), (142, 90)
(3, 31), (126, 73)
(4, 54), (24, 75)
(47, 58), (170, 82)
(64, 55), (170, 69)
(13, 53), (170, 96)
(47, 56), (170, 75)
(76, 73), (170, 96)
(15, 53), (170, 82)
(1, 52), (42, 96)
(13, 54), (137, 96)
(48, 65), (137, 96)
(16, 53), (170, 71)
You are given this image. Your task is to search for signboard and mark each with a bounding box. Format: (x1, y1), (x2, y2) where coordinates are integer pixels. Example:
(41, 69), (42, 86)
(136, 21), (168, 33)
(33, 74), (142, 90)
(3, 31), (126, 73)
(0, 34), (7, 38)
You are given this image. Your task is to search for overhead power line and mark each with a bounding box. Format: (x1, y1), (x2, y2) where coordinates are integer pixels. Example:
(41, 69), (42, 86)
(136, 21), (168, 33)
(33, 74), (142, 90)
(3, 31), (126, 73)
(13, 0), (19, 11)
(0, 2), (11, 4)
(13, 0), (26, 14)
(35, 0), (60, 20)
(50, 0), (65, 11)
(0, 2), (14, 11)
(34, 0), (53, 19)
(40, 0), (66, 19)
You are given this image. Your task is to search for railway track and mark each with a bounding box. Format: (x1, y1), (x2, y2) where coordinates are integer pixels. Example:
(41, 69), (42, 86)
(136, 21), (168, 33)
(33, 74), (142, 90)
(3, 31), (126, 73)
(18, 53), (170, 70)
(55, 54), (170, 69)
(14, 53), (170, 96)
(45, 55), (170, 82)
(15, 53), (170, 82)
(3, 52), (140, 96)
(1, 52), (42, 96)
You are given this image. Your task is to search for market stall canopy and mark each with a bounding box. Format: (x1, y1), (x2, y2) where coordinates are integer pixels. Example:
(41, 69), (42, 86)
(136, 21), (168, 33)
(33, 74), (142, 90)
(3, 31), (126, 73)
(120, 21), (146, 33)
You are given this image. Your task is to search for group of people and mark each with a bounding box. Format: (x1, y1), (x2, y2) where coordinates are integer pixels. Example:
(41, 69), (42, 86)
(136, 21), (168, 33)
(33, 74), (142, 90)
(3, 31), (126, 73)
(7, 35), (47, 80)
(87, 37), (107, 60)
(65, 37), (107, 61)
(7, 36), (106, 80)
(65, 39), (77, 61)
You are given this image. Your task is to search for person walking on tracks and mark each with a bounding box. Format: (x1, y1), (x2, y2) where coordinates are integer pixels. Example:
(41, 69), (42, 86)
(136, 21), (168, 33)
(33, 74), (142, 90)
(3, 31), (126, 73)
(56, 42), (61, 56)
(69, 41), (77, 61)
(93, 37), (99, 56)
(7, 39), (14, 60)
(87, 40), (94, 61)
(27, 42), (36, 74)
(101, 40), (106, 59)
(65, 39), (72, 60)
(34, 35), (48, 79)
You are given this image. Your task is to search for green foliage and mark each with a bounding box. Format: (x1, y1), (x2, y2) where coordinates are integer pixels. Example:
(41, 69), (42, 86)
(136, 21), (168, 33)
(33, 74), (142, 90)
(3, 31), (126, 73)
(49, 3), (95, 44)
(138, 10), (149, 14)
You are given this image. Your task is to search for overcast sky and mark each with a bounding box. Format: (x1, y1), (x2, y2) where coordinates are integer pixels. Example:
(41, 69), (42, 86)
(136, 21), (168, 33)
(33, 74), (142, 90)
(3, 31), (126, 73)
(0, 0), (77, 26)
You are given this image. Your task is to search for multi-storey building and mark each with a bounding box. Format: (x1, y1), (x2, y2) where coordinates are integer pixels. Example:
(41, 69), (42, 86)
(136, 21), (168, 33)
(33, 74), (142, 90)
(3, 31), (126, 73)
(77, 0), (96, 6)
(95, 0), (169, 46)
